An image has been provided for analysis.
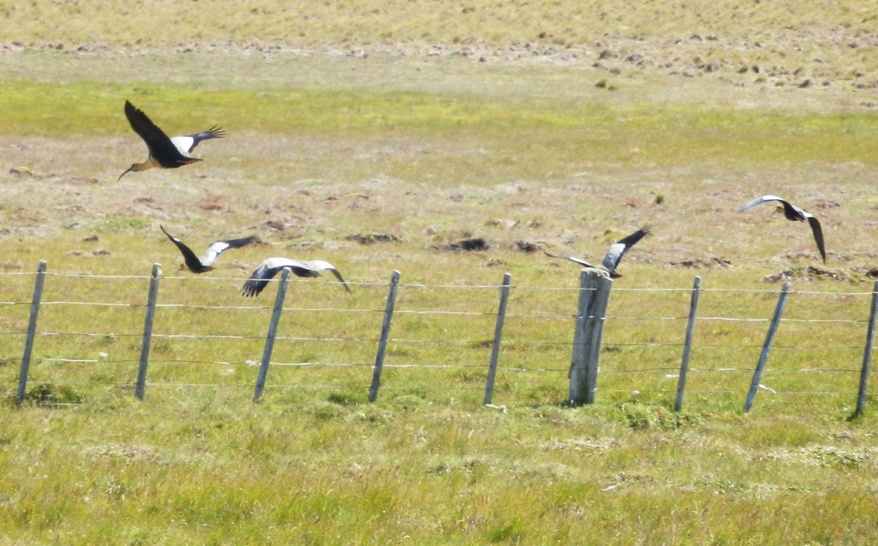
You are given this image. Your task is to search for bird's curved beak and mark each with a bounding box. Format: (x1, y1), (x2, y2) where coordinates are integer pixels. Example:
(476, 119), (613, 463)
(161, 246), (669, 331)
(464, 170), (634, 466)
(117, 165), (135, 182)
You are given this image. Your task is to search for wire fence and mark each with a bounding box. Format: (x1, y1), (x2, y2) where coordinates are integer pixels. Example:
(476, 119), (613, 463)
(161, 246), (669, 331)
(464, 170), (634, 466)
(2, 262), (877, 413)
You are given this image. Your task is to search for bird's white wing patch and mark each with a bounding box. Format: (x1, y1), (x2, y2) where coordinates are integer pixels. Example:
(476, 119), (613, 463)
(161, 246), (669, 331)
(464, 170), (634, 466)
(602, 243), (627, 270)
(170, 136), (196, 156)
(200, 241), (231, 266)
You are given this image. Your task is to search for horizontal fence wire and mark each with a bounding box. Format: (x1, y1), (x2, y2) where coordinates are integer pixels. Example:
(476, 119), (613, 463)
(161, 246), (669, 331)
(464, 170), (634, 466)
(3, 269), (876, 406)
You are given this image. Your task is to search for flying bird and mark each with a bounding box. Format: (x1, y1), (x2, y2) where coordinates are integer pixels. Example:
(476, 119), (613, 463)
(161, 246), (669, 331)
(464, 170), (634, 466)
(738, 195), (826, 263)
(160, 225), (257, 273)
(543, 226), (651, 278)
(119, 100), (225, 181)
(241, 257), (352, 297)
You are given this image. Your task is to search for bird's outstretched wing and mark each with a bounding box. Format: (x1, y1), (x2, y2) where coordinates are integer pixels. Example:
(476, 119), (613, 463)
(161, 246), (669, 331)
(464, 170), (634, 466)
(739, 195), (826, 262)
(737, 195), (786, 213)
(305, 260), (352, 294)
(601, 226), (651, 271)
(241, 257), (334, 297)
(200, 235), (257, 267)
(806, 216), (826, 263)
(125, 101), (189, 165)
(543, 249), (597, 269)
(171, 126), (226, 155)
(160, 225), (208, 273)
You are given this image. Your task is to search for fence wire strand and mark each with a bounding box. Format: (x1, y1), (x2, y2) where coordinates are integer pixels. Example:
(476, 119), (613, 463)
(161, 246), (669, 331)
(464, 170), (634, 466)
(5, 269), (877, 405)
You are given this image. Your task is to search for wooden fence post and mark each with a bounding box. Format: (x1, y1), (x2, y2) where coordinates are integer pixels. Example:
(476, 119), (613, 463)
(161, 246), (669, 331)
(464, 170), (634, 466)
(855, 280), (878, 417)
(16, 260), (47, 406)
(569, 269), (613, 405)
(369, 270), (400, 402)
(135, 263), (162, 400)
(253, 267), (291, 402)
(484, 272), (512, 405)
(675, 275), (702, 412)
(744, 282), (791, 413)
(569, 270), (590, 381)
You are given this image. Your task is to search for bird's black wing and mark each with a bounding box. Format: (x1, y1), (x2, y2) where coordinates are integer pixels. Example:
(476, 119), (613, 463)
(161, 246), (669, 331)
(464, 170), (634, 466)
(241, 264), (281, 297)
(124, 101), (189, 165)
(602, 226), (651, 270)
(223, 235), (257, 250)
(187, 126), (226, 152)
(160, 225), (208, 273)
(326, 268), (352, 294)
(807, 216), (826, 263)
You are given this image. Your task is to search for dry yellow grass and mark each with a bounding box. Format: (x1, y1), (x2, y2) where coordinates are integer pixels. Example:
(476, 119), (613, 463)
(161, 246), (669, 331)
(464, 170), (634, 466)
(3, 1), (878, 544)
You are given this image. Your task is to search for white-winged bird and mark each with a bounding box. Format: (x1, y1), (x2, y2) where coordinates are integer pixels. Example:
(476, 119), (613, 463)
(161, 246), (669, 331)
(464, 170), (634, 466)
(543, 226), (651, 278)
(160, 225), (257, 273)
(241, 257), (352, 297)
(119, 100), (225, 181)
(738, 195), (826, 263)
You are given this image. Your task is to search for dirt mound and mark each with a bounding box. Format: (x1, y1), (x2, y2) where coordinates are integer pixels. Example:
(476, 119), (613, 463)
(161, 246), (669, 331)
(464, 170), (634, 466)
(669, 257), (732, 269)
(433, 237), (489, 252)
(346, 233), (401, 245)
(515, 240), (540, 253)
(763, 266), (850, 283)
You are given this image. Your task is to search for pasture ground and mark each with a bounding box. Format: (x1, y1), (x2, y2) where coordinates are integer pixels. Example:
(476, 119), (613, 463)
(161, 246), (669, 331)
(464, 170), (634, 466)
(2, 1), (878, 543)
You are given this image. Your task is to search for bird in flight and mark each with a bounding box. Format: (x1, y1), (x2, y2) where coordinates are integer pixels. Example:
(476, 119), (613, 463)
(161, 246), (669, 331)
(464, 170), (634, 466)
(119, 100), (224, 181)
(241, 257), (352, 297)
(544, 226), (651, 278)
(160, 225), (258, 273)
(738, 195), (826, 263)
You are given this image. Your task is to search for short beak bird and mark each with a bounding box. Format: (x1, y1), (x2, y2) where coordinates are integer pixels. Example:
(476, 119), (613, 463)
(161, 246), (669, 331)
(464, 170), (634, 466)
(241, 257), (352, 297)
(160, 225), (257, 273)
(738, 195), (826, 263)
(543, 226), (651, 279)
(119, 100), (225, 181)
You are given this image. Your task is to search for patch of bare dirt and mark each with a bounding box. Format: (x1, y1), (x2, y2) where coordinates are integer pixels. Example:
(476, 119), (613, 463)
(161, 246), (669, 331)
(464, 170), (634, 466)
(763, 266), (851, 283)
(515, 240), (540, 253)
(433, 237), (489, 252)
(669, 257), (732, 269)
(345, 233), (401, 245)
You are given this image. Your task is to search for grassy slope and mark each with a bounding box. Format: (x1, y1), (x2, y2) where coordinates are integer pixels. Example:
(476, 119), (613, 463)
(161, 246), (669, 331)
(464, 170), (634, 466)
(2, 1), (878, 544)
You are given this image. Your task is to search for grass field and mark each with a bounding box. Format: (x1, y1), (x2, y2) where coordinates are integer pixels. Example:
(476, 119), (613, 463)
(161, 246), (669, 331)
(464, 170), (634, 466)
(3, 1), (878, 544)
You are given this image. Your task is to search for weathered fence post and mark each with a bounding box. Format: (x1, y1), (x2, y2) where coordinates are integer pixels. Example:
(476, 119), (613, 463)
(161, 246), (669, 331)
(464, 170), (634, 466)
(253, 267), (291, 402)
(369, 270), (400, 402)
(855, 280), (878, 417)
(484, 272), (512, 405)
(744, 282), (791, 413)
(16, 260), (47, 406)
(135, 263), (162, 400)
(675, 275), (702, 412)
(569, 269), (613, 405)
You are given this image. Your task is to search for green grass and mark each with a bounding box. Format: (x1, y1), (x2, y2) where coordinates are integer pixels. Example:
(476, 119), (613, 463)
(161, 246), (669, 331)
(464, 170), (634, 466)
(3, 1), (878, 542)
(2, 79), (877, 172)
